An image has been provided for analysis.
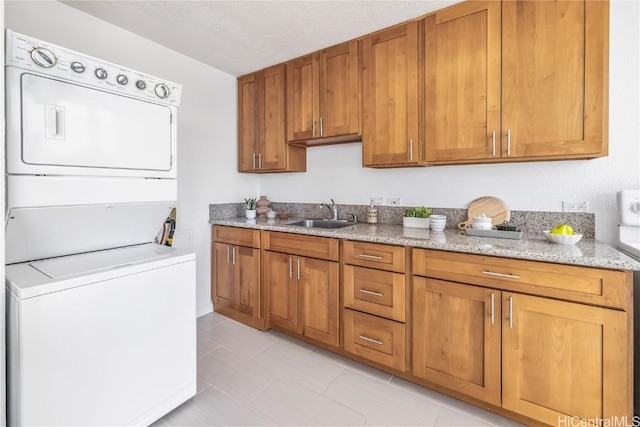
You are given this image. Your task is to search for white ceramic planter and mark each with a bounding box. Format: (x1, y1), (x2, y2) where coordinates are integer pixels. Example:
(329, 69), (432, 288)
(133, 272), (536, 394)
(245, 209), (257, 219)
(403, 217), (429, 229)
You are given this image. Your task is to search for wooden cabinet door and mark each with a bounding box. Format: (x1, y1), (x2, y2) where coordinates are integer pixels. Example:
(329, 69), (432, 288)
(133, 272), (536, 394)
(362, 22), (419, 166)
(424, 1), (501, 163)
(318, 41), (360, 138)
(287, 54), (318, 142)
(502, 0), (608, 159)
(264, 251), (297, 332)
(413, 278), (501, 406)
(298, 257), (339, 347)
(502, 293), (629, 424)
(237, 73), (259, 171)
(259, 64), (288, 170)
(235, 245), (261, 318)
(212, 242), (235, 309)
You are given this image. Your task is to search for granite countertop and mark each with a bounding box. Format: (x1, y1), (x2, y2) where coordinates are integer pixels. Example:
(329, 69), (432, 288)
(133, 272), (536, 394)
(209, 217), (640, 271)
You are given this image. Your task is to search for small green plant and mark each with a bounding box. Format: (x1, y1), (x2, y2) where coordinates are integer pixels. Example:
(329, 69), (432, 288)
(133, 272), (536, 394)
(244, 198), (257, 210)
(403, 206), (432, 218)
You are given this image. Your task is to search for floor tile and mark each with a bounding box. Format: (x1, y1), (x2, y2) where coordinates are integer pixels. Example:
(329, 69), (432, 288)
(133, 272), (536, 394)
(312, 347), (393, 384)
(253, 340), (344, 393)
(149, 418), (168, 426)
(197, 332), (220, 358)
(197, 347), (280, 404)
(202, 318), (278, 358)
(324, 369), (439, 426)
(250, 377), (366, 426)
(435, 406), (493, 427)
(196, 311), (229, 334)
(161, 386), (268, 426)
(196, 376), (211, 394)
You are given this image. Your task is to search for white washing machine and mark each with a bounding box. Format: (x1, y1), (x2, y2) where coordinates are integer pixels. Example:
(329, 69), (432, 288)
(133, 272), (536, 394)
(617, 189), (640, 415)
(5, 30), (196, 425)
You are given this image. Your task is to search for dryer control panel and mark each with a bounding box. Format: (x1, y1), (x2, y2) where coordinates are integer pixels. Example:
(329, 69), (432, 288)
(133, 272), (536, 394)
(5, 30), (182, 106)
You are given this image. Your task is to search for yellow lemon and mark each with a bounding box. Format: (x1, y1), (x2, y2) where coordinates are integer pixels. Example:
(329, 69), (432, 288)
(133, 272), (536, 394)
(550, 223), (574, 235)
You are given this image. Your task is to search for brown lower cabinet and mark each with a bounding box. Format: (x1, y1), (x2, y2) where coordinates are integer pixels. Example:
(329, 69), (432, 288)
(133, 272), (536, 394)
(212, 227), (633, 426)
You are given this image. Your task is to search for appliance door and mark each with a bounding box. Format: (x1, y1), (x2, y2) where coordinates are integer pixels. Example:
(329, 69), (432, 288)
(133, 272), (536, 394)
(7, 258), (196, 426)
(7, 69), (176, 178)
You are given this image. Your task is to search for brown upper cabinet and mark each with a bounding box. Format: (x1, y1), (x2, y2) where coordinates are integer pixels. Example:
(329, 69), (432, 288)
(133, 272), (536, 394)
(425, 0), (609, 164)
(362, 22), (420, 167)
(237, 64), (306, 172)
(286, 41), (361, 145)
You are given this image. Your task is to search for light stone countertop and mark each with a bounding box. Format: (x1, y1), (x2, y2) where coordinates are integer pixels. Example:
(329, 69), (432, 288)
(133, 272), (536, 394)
(209, 217), (640, 271)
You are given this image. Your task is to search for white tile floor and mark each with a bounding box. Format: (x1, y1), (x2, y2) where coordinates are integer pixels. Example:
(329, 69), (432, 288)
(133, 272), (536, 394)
(152, 311), (526, 427)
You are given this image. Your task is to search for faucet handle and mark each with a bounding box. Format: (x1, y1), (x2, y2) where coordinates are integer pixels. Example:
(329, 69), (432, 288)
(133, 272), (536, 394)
(347, 213), (357, 223)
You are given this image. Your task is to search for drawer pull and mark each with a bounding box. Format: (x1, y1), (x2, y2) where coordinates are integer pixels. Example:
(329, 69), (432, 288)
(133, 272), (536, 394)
(358, 254), (383, 260)
(482, 270), (520, 279)
(359, 289), (383, 297)
(359, 334), (383, 345)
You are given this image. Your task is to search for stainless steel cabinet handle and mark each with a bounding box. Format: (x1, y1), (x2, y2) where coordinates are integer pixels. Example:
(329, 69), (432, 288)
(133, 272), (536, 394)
(312, 120), (316, 137)
(227, 246), (231, 264)
(491, 131), (496, 157)
(232, 246), (236, 265)
(507, 129), (511, 156)
(320, 117), (324, 136)
(358, 254), (383, 260)
(490, 293), (495, 324)
(359, 289), (383, 297)
(258, 153), (262, 169)
(508, 296), (513, 328)
(482, 270), (520, 279)
(409, 139), (414, 162)
(289, 257), (293, 278)
(253, 153), (256, 170)
(297, 258), (301, 280)
(359, 334), (383, 345)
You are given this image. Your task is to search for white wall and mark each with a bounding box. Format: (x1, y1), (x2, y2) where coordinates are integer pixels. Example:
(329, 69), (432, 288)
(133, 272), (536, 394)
(5, 0), (258, 316)
(261, 0), (640, 246)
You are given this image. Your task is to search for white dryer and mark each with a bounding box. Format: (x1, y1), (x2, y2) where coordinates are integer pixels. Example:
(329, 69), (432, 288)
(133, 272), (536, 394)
(5, 30), (196, 426)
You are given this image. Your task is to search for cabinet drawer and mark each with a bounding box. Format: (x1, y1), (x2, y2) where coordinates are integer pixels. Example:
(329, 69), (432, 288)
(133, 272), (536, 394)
(343, 309), (406, 371)
(262, 231), (339, 261)
(212, 225), (260, 248)
(343, 265), (405, 322)
(343, 240), (405, 273)
(413, 249), (630, 310)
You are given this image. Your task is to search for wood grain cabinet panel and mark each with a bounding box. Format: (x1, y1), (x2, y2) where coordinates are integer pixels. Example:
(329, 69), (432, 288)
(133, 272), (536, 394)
(343, 240), (405, 273)
(343, 309), (406, 371)
(362, 22), (420, 167)
(425, 0), (608, 164)
(237, 64), (306, 172)
(287, 41), (360, 143)
(343, 265), (406, 322)
(502, 292), (629, 424)
(413, 277), (501, 406)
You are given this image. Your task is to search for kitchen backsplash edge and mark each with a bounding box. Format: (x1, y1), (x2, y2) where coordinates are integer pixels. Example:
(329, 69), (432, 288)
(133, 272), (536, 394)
(209, 202), (595, 238)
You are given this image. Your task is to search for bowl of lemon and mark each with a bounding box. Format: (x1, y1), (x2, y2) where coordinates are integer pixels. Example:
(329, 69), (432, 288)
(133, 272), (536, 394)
(543, 223), (583, 245)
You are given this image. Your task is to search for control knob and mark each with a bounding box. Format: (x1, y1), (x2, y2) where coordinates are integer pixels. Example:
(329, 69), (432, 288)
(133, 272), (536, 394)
(30, 47), (57, 68)
(70, 62), (86, 73)
(116, 74), (129, 85)
(95, 68), (108, 80)
(155, 83), (170, 99)
(136, 80), (147, 90)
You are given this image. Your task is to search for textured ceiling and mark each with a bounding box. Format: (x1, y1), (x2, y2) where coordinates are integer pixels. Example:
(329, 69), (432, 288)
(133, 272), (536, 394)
(61, 0), (462, 76)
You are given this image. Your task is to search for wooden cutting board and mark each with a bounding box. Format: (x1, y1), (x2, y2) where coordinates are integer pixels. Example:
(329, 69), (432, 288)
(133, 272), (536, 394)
(458, 196), (510, 229)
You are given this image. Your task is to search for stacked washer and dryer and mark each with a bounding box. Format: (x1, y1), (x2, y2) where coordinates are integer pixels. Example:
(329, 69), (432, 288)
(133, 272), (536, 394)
(4, 31), (196, 425)
(617, 189), (640, 415)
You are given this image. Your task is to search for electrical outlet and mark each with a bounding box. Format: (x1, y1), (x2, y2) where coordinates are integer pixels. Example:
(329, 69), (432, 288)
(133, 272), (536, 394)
(562, 201), (588, 212)
(388, 197), (402, 206)
(370, 197), (384, 206)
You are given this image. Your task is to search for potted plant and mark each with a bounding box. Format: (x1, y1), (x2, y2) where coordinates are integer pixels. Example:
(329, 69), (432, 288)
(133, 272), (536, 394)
(244, 197), (257, 219)
(402, 206), (432, 228)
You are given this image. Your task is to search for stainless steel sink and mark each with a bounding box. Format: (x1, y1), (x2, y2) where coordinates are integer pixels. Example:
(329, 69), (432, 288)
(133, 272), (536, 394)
(287, 219), (354, 229)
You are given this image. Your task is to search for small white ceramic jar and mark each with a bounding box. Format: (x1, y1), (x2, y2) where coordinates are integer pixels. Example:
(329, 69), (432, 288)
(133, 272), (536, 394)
(472, 214), (493, 230)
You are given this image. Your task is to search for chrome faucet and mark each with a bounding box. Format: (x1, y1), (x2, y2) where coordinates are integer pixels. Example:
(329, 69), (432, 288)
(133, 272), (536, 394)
(321, 199), (338, 220)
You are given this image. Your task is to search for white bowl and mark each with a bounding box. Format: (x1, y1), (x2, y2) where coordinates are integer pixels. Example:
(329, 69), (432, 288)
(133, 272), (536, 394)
(266, 210), (278, 219)
(543, 230), (583, 245)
